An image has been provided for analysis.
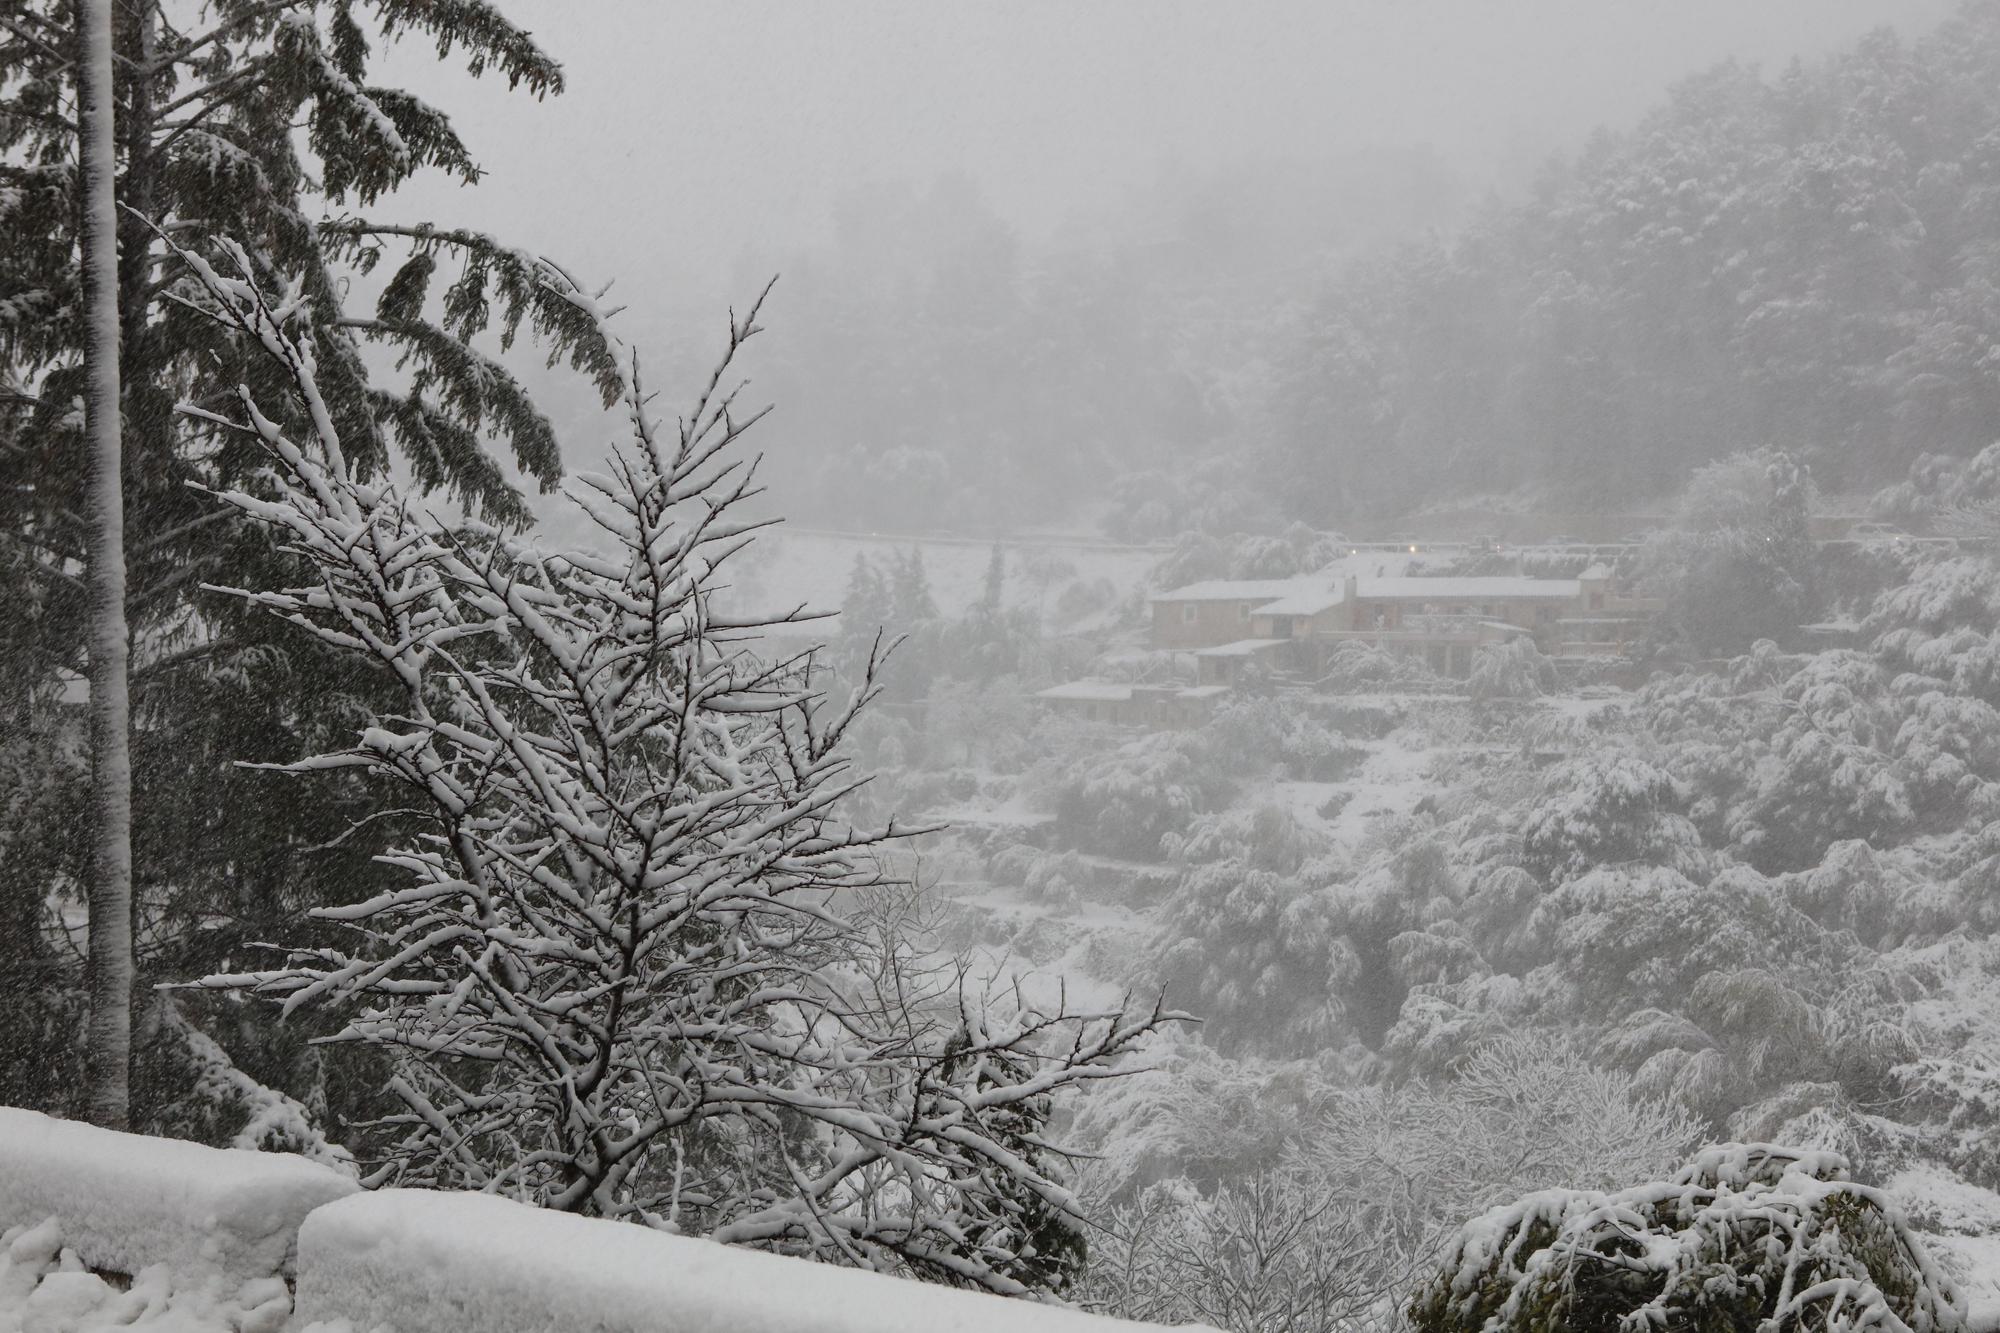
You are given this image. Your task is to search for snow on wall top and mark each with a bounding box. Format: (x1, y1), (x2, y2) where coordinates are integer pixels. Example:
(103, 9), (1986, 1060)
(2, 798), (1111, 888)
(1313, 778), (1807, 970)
(0, 1108), (357, 1281)
(293, 1189), (1212, 1333)
(1036, 681), (1136, 701)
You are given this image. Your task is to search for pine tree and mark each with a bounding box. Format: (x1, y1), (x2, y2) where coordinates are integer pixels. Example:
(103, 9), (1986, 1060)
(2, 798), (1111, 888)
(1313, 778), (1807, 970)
(979, 542), (1006, 616)
(0, 1), (617, 1123)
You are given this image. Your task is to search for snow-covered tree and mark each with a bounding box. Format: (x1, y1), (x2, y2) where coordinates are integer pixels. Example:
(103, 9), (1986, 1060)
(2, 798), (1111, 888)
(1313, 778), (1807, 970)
(1640, 450), (1819, 656)
(0, 0), (619, 1126)
(176, 240), (1175, 1296)
(1467, 637), (1553, 704)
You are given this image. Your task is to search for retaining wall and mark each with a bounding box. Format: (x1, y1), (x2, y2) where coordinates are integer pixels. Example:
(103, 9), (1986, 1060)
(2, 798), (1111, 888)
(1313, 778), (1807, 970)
(0, 1108), (1198, 1333)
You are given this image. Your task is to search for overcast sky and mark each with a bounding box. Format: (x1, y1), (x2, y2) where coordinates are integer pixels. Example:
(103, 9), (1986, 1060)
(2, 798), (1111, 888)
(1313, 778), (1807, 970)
(374, 0), (1957, 317)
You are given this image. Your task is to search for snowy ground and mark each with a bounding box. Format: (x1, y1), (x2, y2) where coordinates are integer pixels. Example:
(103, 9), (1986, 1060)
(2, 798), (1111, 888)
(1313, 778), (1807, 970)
(1886, 1165), (2000, 1310)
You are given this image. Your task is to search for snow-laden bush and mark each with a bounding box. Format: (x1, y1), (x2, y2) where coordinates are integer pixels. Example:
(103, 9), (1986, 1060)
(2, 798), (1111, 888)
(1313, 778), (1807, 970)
(1080, 1168), (1384, 1333)
(1519, 746), (1700, 884)
(1408, 1143), (1969, 1333)
(1467, 638), (1554, 702)
(1074, 1034), (1698, 1332)
(1048, 731), (1236, 861)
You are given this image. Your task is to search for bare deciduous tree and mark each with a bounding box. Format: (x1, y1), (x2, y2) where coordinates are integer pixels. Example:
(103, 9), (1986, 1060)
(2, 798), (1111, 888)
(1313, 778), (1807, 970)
(170, 237), (1177, 1298)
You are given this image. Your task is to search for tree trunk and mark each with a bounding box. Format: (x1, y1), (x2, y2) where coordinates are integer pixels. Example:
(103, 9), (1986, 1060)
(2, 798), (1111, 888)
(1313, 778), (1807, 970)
(76, 0), (132, 1131)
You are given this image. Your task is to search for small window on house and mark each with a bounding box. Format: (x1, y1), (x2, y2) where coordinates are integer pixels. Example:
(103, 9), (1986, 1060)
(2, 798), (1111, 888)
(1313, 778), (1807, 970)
(1181, 603), (1197, 624)
(1239, 603), (1250, 621)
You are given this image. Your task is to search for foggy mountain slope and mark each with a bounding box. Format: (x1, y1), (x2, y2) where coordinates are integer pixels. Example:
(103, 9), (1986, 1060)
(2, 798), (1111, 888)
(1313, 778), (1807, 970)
(1262, 1), (2000, 525)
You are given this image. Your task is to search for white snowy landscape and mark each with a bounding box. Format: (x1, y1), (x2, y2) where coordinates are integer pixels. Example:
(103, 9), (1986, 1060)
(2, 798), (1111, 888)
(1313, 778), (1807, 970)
(8, 1), (2000, 1331)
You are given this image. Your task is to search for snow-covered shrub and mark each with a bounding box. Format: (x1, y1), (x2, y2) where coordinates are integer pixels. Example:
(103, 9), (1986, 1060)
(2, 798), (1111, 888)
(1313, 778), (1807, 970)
(1533, 865), (1835, 1010)
(1075, 1034), (1695, 1331)
(1315, 640), (1439, 692)
(171, 241), (1177, 1295)
(1408, 1143), (1969, 1333)
(1318, 1032), (1698, 1288)
(1519, 746), (1699, 884)
(1640, 449), (1819, 655)
(1049, 731), (1236, 861)
(1080, 1168), (1383, 1333)
(1201, 698), (1367, 782)
(1467, 638), (1554, 702)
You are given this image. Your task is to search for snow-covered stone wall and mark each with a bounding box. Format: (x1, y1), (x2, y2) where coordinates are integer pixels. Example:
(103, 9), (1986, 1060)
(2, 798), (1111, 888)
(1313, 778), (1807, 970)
(0, 1111), (1202, 1333)
(0, 1108), (356, 1284)
(293, 1188), (1191, 1333)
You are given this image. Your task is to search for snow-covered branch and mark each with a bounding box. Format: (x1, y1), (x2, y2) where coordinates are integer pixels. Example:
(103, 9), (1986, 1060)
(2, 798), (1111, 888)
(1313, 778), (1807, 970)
(167, 237), (1181, 1299)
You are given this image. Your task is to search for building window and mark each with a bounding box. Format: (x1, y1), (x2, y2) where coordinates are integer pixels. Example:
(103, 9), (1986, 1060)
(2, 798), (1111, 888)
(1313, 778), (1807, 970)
(1181, 603), (1197, 624)
(1238, 603), (1250, 621)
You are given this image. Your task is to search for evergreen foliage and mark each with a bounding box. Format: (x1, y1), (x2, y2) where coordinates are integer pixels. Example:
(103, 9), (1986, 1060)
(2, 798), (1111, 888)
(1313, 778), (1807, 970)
(1410, 1144), (1969, 1333)
(1267, 1), (2000, 519)
(0, 0), (613, 1126)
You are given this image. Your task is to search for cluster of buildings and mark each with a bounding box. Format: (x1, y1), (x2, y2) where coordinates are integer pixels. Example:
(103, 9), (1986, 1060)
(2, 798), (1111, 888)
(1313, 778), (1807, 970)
(1035, 562), (1656, 726)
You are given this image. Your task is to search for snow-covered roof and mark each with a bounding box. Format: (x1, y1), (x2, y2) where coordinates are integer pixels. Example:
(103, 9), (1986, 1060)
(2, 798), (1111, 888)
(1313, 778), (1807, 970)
(1254, 587), (1349, 616)
(1157, 572), (1582, 614)
(1580, 562), (1614, 580)
(1356, 576), (1580, 600)
(1177, 684), (1232, 699)
(1150, 578), (1304, 604)
(1034, 682), (1134, 702)
(1191, 638), (1290, 658)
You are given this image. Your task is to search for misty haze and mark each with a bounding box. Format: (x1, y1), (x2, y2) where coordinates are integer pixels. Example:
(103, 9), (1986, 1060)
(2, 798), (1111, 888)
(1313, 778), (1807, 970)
(6, 3), (2000, 1331)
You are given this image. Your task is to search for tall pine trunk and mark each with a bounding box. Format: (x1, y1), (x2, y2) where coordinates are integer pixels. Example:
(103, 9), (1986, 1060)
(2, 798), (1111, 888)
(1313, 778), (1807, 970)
(76, 0), (131, 1130)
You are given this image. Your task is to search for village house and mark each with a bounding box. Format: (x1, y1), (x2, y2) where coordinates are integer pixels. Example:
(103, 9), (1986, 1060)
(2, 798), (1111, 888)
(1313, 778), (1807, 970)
(1032, 563), (1659, 727)
(1555, 563), (1658, 657)
(1145, 567), (1655, 679)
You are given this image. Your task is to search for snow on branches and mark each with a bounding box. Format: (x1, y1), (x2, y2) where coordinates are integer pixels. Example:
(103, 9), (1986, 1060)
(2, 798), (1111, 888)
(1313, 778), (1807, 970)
(169, 237), (1177, 1298)
(1409, 1142), (1970, 1333)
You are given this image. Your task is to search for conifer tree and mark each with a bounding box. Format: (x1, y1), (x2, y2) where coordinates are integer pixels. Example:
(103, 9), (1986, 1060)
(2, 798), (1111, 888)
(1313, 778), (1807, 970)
(0, 1), (617, 1121)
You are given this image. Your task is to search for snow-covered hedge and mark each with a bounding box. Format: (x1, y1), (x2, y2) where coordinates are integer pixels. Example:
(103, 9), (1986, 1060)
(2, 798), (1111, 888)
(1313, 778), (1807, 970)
(1410, 1142), (1971, 1333)
(0, 1108), (355, 1283)
(293, 1189), (1201, 1333)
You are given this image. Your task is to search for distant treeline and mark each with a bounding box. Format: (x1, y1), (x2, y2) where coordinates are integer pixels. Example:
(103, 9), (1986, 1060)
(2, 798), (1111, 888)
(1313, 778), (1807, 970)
(1266, 0), (2000, 521)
